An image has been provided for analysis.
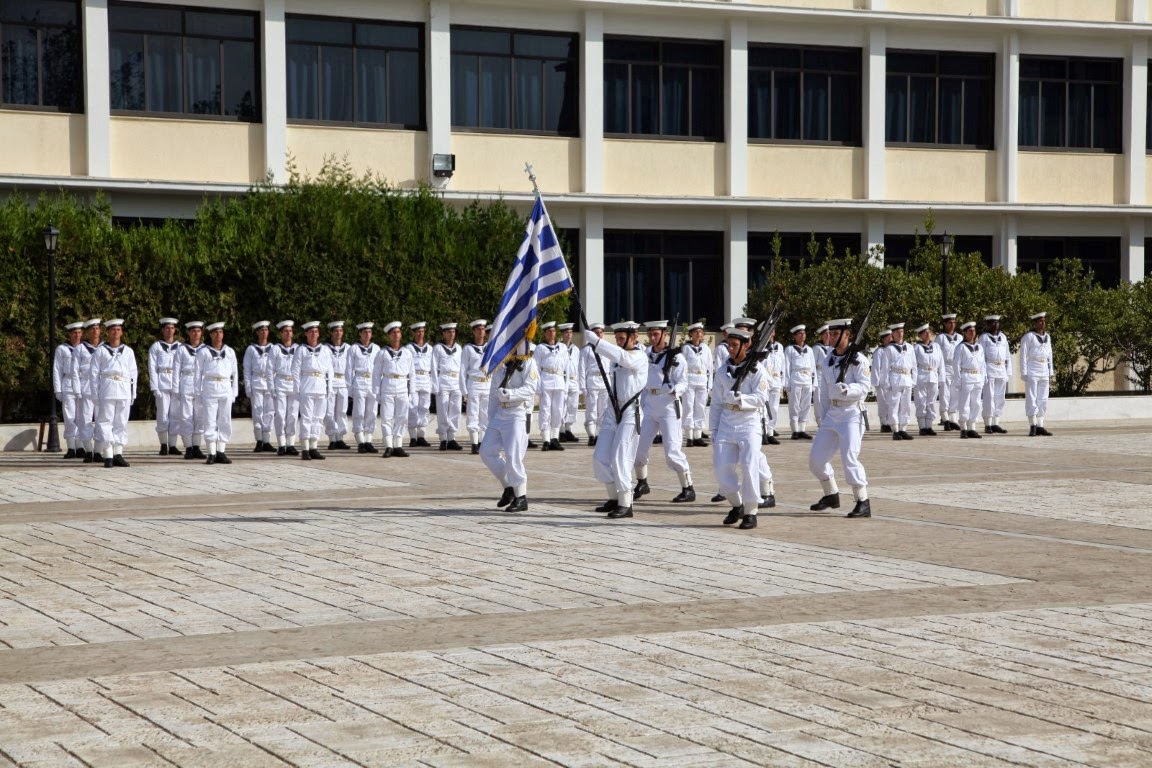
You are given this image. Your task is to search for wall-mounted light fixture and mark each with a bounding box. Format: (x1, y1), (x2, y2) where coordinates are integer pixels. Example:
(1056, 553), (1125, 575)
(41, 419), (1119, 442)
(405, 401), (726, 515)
(432, 153), (456, 178)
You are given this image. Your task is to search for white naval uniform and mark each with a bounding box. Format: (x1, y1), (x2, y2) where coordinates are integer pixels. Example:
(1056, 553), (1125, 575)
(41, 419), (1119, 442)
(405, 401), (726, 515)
(1019, 329), (1054, 425)
(243, 342), (274, 444)
(586, 333), (647, 508)
(53, 341), (81, 449)
(148, 339), (181, 447)
(533, 342), (569, 443)
(324, 342), (351, 444)
(936, 331), (962, 423)
(196, 344), (239, 454)
(481, 357), (540, 498)
(634, 345), (691, 489)
(460, 342), (491, 444)
(878, 342), (915, 432)
(913, 341), (945, 430)
(347, 342), (380, 443)
(784, 343), (816, 434)
(579, 343), (609, 438)
(562, 343), (581, 434)
(810, 349), (870, 498)
(174, 343), (205, 449)
(74, 341), (100, 452)
(271, 343), (299, 447)
(432, 342), (463, 441)
(89, 343), (138, 459)
(811, 343), (832, 424)
(870, 343), (890, 429)
(712, 357), (770, 510)
(293, 343), (333, 448)
(762, 342), (785, 435)
(406, 342), (435, 439)
(952, 342), (987, 430)
(978, 331), (1012, 426)
(375, 346), (413, 448)
(680, 342), (712, 440)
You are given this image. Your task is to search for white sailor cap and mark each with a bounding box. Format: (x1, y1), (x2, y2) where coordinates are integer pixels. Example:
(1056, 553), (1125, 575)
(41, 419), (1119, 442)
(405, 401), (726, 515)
(470, 319), (488, 328)
(815, 323), (829, 334)
(300, 321), (321, 331)
(252, 320), (271, 330)
(185, 321), (204, 330)
(941, 313), (957, 320)
(960, 320), (977, 331)
(790, 324), (806, 334)
(540, 321), (557, 331)
(409, 321), (427, 330)
(644, 320), (668, 330)
(159, 317), (179, 326)
(720, 323), (733, 332)
(383, 321), (402, 333)
(439, 322), (458, 331)
(589, 322), (605, 331)
(732, 317), (756, 328)
(355, 321), (374, 331)
(878, 328), (892, 338)
(611, 320), (640, 333)
(83, 318), (102, 329)
(915, 323), (931, 334)
(828, 318), (852, 329)
(276, 320), (294, 330)
(206, 322), (225, 332)
(685, 322), (704, 332)
(888, 322), (905, 331)
(328, 320), (345, 330)
(105, 318), (125, 328)
(65, 321), (84, 331)
(1030, 311), (1047, 321)
(984, 314), (1002, 322)
(558, 322), (575, 331)
(727, 328), (753, 341)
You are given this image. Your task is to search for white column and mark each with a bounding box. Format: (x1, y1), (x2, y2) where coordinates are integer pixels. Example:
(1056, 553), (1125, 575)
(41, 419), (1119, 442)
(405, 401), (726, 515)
(726, 211), (748, 320)
(262, 0), (287, 184)
(1000, 0), (1020, 15)
(1127, 40), (1148, 205)
(726, 20), (748, 197)
(866, 213), (885, 265)
(582, 11), (603, 194)
(83, 0), (110, 177)
(582, 208), (605, 323)
(1132, 0), (1148, 22)
(1125, 218), (1146, 283)
(428, 0), (452, 188)
(1000, 32), (1019, 203)
(998, 215), (1017, 273)
(863, 25), (886, 201)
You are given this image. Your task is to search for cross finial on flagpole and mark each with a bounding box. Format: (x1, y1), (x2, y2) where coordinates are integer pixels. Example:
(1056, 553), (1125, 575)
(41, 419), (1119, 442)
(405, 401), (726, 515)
(524, 162), (540, 198)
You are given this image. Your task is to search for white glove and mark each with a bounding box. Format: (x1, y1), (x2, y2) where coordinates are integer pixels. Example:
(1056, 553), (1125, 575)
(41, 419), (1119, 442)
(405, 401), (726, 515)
(837, 382), (850, 396)
(725, 391), (742, 406)
(583, 329), (599, 346)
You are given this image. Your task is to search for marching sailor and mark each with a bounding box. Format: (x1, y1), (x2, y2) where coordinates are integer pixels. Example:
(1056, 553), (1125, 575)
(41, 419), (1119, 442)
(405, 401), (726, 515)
(461, 319), (491, 454)
(324, 321), (352, 450)
(242, 321), (276, 452)
(348, 322), (381, 453)
(432, 322), (464, 450)
(633, 320), (694, 504)
(713, 327), (771, 530)
(197, 322), (239, 465)
(481, 346), (540, 513)
(89, 319), (137, 468)
(148, 317), (181, 456)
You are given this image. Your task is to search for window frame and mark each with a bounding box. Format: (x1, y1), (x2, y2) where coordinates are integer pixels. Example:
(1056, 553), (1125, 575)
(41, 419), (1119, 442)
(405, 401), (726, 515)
(747, 43), (862, 147)
(1018, 54), (1122, 153)
(885, 49), (995, 149)
(603, 230), (724, 323)
(0, 0), (84, 113)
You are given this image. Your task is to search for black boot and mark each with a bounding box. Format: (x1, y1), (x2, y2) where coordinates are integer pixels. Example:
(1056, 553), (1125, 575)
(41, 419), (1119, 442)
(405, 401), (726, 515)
(159, 444), (169, 456)
(710, 492), (726, 503)
(758, 495), (776, 508)
(206, 454), (216, 465)
(262, 442), (277, 453)
(960, 430), (969, 439)
(606, 506), (633, 519)
(991, 424), (1007, 434)
(1036, 426), (1053, 436)
(565, 430), (580, 443)
(392, 447), (410, 457)
(846, 499), (872, 518)
(439, 440), (448, 451)
(447, 440), (463, 451)
(966, 430), (982, 439)
(549, 438), (564, 451)
(184, 447), (196, 460)
(216, 453), (232, 465)
(541, 440), (551, 452)
(919, 428), (936, 436)
(634, 479), (650, 498)
(415, 436), (432, 447)
(277, 445), (287, 455)
(169, 445), (181, 456)
(766, 435), (781, 445)
(112, 454), (129, 467)
(334, 440), (351, 450)
(880, 424), (892, 433)
(382, 446), (393, 458)
(506, 496), (528, 512)
(471, 444), (480, 455)
(103, 457), (113, 468)
(810, 494), (840, 511)
(595, 499), (619, 513)
(899, 431), (914, 440)
(497, 487), (515, 508)
(328, 441), (339, 450)
(64, 449), (77, 459)
(285, 446), (299, 456)
(587, 435), (597, 447)
(84, 451), (95, 463)
(671, 486), (696, 503)
(797, 432), (813, 440)
(738, 514), (758, 530)
(358, 443), (369, 453)
(364, 443), (378, 453)
(191, 446), (206, 459)
(301, 450), (311, 460)
(254, 442), (265, 453)
(1028, 425), (1037, 436)
(309, 448), (325, 460)
(723, 505), (744, 525)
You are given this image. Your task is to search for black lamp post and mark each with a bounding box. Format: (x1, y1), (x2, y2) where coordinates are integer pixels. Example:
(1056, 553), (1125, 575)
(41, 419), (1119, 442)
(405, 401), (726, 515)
(44, 224), (61, 453)
(940, 231), (954, 317)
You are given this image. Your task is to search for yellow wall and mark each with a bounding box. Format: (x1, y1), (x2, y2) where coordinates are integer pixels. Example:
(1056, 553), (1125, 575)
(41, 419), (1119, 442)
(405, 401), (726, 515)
(604, 140), (724, 197)
(0, 111), (85, 176)
(744, 0), (858, 9)
(110, 117), (264, 183)
(886, 148), (997, 203)
(747, 145), (862, 200)
(450, 134), (581, 194)
(288, 126), (427, 187)
(1017, 0), (1123, 22)
(886, 0), (994, 15)
(1017, 152), (1123, 205)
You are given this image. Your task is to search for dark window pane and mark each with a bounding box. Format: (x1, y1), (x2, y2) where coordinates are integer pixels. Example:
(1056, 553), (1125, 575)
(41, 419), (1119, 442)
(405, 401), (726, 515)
(889, 51), (936, 74)
(663, 41), (720, 66)
(110, 5), (180, 33)
(451, 54), (479, 126)
(829, 74), (858, 143)
(665, 259), (691, 321)
(110, 31), (145, 109)
(803, 72), (829, 140)
(388, 50), (421, 126)
(938, 77), (963, 144)
(146, 34), (182, 112)
(940, 53), (991, 77)
(1067, 81), (1092, 148)
(692, 259), (721, 323)
(1040, 81), (1065, 147)
(748, 70), (772, 138)
(452, 28), (510, 55)
(186, 11), (254, 39)
(634, 257), (661, 321)
(545, 57), (577, 133)
(514, 58), (542, 130)
(1021, 57), (1065, 79)
(223, 40), (255, 118)
(691, 68), (719, 138)
(287, 18), (352, 45)
(357, 22), (419, 49)
(750, 46), (800, 69)
(514, 32), (571, 59)
(186, 37), (221, 114)
(356, 47), (386, 122)
(908, 75), (935, 142)
(603, 62), (628, 132)
(774, 71), (800, 139)
(605, 256), (630, 323)
(661, 65), (689, 135)
(1019, 79), (1039, 145)
(963, 77), (990, 146)
(631, 63), (659, 134)
(1, 25), (38, 105)
(319, 44), (352, 121)
(2, 0), (77, 25)
(1094, 83), (1119, 150)
(605, 38), (659, 62)
(478, 55), (509, 128)
(886, 74), (907, 142)
(287, 43), (318, 119)
(41, 24), (82, 110)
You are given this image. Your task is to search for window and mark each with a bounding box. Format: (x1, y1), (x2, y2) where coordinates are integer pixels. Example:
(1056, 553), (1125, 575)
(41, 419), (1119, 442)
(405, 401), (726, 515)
(886, 51), (994, 147)
(748, 45), (860, 144)
(451, 26), (578, 134)
(287, 17), (422, 128)
(604, 37), (722, 140)
(0, 0), (82, 111)
(109, 3), (259, 120)
(883, 234), (994, 270)
(1017, 236), (1120, 288)
(748, 232), (862, 287)
(1019, 56), (1121, 152)
(604, 230), (723, 324)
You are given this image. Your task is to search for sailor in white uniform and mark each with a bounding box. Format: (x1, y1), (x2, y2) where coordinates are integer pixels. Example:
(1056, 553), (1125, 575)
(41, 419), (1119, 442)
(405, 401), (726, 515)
(633, 320), (694, 504)
(242, 321), (276, 452)
(953, 321), (987, 439)
(54, 320), (85, 458)
(293, 321), (334, 461)
(913, 323), (945, 436)
(579, 323), (610, 447)
(461, 319), (491, 454)
(712, 327), (771, 530)
(89, 319), (138, 468)
(197, 322), (239, 465)
(175, 321), (207, 460)
(375, 321), (414, 457)
(324, 321), (352, 450)
(432, 322), (464, 451)
(979, 314), (1012, 434)
(75, 318), (103, 462)
(348, 322), (381, 453)
(783, 324), (816, 440)
(1020, 311), (1054, 436)
(148, 317), (181, 456)
(271, 320), (300, 455)
(482, 348), (540, 513)
(406, 321), (436, 447)
(680, 322), (712, 447)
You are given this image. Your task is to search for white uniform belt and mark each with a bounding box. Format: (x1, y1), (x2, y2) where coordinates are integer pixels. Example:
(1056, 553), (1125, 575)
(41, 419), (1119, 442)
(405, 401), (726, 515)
(159, 368), (173, 374)
(892, 368), (910, 375)
(690, 369), (706, 374)
(963, 368), (979, 374)
(794, 368), (811, 374)
(541, 368), (562, 375)
(100, 374), (126, 381)
(723, 403), (743, 411)
(309, 372), (326, 378)
(500, 401), (528, 409)
(356, 373), (371, 378)
(333, 373), (344, 379)
(917, 365), (933, 370)
(415, 369), (429, 375)
(473, 376), (491, 383)
(387, 373), (406, 379)
(1032, 357), (1048, 363)
(208, 376), (230, 382)
(991, 360), (1005, 365)
(831, 399), (853, 407)
(278, 374), (294, 381)
(648, 387), (669, 395)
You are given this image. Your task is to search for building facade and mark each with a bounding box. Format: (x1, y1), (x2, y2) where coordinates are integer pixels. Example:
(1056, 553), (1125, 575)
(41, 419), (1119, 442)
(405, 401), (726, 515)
(4, 0), (1152, 323)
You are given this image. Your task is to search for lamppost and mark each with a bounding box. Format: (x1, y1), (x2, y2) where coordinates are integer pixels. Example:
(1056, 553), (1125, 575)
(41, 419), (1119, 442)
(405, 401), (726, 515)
(43, 224), (61, 453)
(940, 231), (954, 317)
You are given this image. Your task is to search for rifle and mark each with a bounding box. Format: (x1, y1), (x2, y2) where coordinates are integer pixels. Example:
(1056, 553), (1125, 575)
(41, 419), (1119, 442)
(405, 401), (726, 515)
(730, 301), (783, 393)
(661, 314), (680, 418)
(835, 301), (877, 384)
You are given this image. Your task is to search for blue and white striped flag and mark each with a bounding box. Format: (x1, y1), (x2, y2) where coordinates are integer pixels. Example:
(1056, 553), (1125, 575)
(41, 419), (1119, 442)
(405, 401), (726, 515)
(481, 196), (573, 374)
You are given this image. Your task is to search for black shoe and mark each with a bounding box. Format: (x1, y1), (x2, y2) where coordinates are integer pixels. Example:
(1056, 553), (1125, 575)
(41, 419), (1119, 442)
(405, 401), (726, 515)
(159, 445), (169, 456)
(723, 505), (744, 525)
(254, 442), (265, 453)
(84, 451), (95, 464)
(277, 446), (286, 456)
(334, 441), (351, 450)
(365, 443), (379, 453)
(541, 441), (551, 452)
(206, 454), (216, 465)
(527, 440), (538, 449)
(798, 432), (813, 440)
(447, 440), (463, 451)
(880, 424), (892, 433)
(471, 444), (480, 455)
(918, 428), (931, 436)
(810, 494), (840, 511)
(285, 446), (299, 456)
(960, 430), (969, 439)
(191, 446), (206, 459)
(1028, 425), (1037, 436)
(301, 451), (311, 460)
(439, 440), (448, 451)
(262, 442), (277, 453)
(1036, 426), (1053, 436)
(606, 506), (633, 519)
(506, 496), (528, 513)
(565, 430), (580, 443)
(846, 499), (872, 518)
(892, 432), (903, 441)
(672, 486), (696, 503)
(738, 514), (758, 529)
(653, 435), (663, 444)
(991, 424), (1007, 434)
(766, 435), (781, 446)
(984, 425), (994, 434)
(761, 433), (770, 445)
(588, 435), (597, 447)
(946, 421), (962, 431)
(216, 453), (232, 465)
(634, 479), (650, 498)
(382, 447), (393, 457)
(497, 487), (515, 507)
(328, 441), (339, 450)
(899, 431), (914, 440)
(64, 449), (77, 459)
(549, 439), (564, 451)
(112, 455), (129, 468)
(358, 443), (369, 453)
(758, 495), (776, 509)
(966, 430), (982, 439)
(103, 458), (113, 468)
(169, 445), (181, 456)
(392, 447), (410, 457)
(710, 493), (726, 503)
(309, 449), (325, 460)
(184, 447), (196, 460)
(595, 499), (619, 513)
(790, 432), (802, 440)
(415, 437), (432, 448)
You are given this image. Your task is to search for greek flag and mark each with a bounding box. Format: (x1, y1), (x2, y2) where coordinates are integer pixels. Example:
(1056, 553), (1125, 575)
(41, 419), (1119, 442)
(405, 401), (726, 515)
(481, 196), (573, 374)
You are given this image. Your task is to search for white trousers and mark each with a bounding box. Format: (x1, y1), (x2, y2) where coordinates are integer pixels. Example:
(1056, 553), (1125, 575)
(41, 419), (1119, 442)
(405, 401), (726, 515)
(480, 414), (529, 492)
(249, 389), (274, 441)
(764, 388), (782, 433)
(982, 378), (1008, 420)
(466, 390), (490, 437)
(408, 389), (432, 435)
(584, 388), (609, 434)
(875, 384), (890, 426)
(1024, 376), (1050, 418)
(563, 387), (580, 427)
(152, 390), (175, 437)
(682, 384), (708, 432)
(174, 393), (205, 443)
(538, 387), (565, 438)
(714, 437), (762, 509)
(883, 384), (912, 429)
(914, 381), (939, 428)
(350, 389), (377, 436)
(957, 381), (983, 425)
(808, 409), (867, 488)
(77, 395), (97, 444)
(380, 391), (410, 441)
(593, 408), (640, 501)
(787, 384), (813, 431)
(635, 405), (689, 474)
(61, 393), (79, 442)
(436, 390), (462, 438)
(94, 398), (130, 455)
(325, 389), (349, 439)
(298, 393), (326, 442)
(272, 389), (298, 442)
(202, 395), (233, 444)
(939, 372), (958, 417)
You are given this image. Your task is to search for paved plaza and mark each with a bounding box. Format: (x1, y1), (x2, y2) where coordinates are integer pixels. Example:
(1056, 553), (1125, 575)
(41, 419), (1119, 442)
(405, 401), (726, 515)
(2, 421), (1152, 766)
